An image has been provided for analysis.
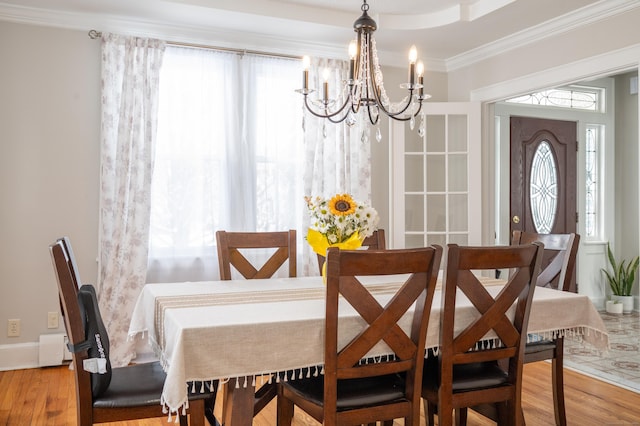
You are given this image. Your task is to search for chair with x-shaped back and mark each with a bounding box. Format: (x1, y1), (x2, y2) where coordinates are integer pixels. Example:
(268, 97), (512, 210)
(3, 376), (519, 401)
(215, 229), (297, 417)
(514, 231), (579, 426)
(470, 232), (579, 425)
(278, 245), (442, 426)
(216, 230), (296, 280)
(422, 243), (544, 426)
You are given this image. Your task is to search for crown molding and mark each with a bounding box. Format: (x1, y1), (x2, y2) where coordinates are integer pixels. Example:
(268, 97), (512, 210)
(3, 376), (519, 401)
(446, 0), (640, 72)
(0, 3), (347, 60)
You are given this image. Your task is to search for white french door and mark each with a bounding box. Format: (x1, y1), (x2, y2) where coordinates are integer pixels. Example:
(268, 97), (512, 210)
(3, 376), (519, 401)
(389, 102), (482, 250)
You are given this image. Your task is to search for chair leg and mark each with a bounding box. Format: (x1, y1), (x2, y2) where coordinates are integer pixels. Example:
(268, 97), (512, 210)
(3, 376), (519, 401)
(276, 392), (295, 426)
(220, 382), (228, 421)
(204, 381), (220, 426)
(424, 400), (436, 426)
(438, 403), (453, 426)
(455, 408), (467, 426)
(496, 401), (509, 426)
(188, 399), (205, 426)
(552, 338), (567, 426)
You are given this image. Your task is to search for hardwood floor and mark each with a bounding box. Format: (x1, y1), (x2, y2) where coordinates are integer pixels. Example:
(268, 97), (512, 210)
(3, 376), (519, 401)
(1, 362), (639, 425)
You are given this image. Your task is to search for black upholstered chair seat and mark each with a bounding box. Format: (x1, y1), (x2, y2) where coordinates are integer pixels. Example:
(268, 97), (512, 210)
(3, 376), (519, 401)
(94, 361), (213, 409)
(93, 362), (166, 409)
(524, 338), (556, 354)
(282, 373), (407, 410)
(424, 362), (508, 394)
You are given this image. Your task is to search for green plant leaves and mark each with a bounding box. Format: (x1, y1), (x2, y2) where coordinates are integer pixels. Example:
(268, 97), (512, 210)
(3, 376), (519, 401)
(601, 242), (640, 296)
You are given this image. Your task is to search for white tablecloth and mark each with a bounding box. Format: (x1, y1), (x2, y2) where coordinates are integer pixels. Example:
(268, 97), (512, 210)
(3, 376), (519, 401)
(128, 275), (608, 415)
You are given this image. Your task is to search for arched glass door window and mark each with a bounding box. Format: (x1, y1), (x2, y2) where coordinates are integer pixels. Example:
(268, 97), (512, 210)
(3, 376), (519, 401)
(530, 141), (558, 233)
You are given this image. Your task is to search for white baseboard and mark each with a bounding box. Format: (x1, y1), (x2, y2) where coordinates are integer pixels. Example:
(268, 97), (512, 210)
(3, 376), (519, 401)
(0, 342), (40, 371)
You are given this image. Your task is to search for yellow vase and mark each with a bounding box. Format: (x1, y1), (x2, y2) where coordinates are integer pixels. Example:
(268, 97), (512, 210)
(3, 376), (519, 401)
(307, 229), (363, 284)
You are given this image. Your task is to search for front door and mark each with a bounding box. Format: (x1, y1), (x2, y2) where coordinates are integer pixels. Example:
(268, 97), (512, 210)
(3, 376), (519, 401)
(510, 116), (577, 236)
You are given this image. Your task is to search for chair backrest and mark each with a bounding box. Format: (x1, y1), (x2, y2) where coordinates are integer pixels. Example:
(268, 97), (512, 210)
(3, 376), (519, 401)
(438, 243), (543, 396)
(216, 230), (297, 280)
(50, 239), (95, 422)
(512, 231), (580, 292)
(316, 229), (386, 274)
(60, 236), (82, 290)
(323, 245), (442, 423)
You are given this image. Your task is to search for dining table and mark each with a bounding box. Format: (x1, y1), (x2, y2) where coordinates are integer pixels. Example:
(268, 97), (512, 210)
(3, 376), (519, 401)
(128, 274), (609, 426)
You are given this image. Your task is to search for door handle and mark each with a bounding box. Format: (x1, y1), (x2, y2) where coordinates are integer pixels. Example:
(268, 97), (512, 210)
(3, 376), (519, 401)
(512, 215), (520, 224)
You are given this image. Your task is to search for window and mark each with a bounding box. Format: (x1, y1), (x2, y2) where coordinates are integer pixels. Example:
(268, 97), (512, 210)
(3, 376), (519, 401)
(147, 46), (304, 281)
(506, 86), (603, 112)
(585, 124), (603, 238)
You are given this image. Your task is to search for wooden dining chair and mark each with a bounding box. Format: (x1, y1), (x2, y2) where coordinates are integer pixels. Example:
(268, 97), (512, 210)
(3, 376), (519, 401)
(216, 229), (297, 280)
(422, 243), (544, 426)
(514, 231), (579, 426)
(50, 239), (218, 426)
(513, 231), (580, 293)
(215, 229), (297, 417)
(58, 236), (82, 289)
(316, 228), (386, 274)
(277, 245), (443, 426)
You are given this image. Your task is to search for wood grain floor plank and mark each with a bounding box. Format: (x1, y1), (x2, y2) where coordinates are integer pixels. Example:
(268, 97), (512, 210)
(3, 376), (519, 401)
(1, 362), (639, 425)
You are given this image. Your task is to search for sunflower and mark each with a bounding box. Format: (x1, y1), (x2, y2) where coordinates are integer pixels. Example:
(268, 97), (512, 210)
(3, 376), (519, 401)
(329, 194), (357, 216)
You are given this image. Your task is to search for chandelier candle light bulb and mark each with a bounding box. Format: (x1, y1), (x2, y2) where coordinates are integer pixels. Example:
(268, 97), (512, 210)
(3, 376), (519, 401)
(348, 40), (357, 81)
(323, 68), (330, 102)
(417, 61), (425, 97)
(302, 55), (310, 91)
(408, 45), (417, 86)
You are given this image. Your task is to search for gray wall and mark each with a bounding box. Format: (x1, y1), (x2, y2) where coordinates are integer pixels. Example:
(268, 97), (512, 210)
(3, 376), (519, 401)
(1, 22), (101, 354)
(615, 71), (640, 287)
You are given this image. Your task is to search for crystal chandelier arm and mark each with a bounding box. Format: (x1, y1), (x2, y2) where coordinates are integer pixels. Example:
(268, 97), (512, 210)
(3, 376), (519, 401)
(365, 104), (380, 125)
(303, 93), (353, 120)
(370, 81), (424, 121)
(376, 93), (424, 122)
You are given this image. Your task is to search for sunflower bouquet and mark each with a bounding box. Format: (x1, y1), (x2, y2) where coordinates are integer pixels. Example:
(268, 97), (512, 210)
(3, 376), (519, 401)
(304, 194), (379, 256)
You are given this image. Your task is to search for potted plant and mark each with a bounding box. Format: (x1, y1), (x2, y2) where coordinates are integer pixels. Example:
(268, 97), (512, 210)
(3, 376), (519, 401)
(601, 242), (639, 314)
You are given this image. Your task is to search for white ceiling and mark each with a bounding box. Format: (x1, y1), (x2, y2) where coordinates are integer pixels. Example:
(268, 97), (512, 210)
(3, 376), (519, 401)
(1, 0), (637, 71)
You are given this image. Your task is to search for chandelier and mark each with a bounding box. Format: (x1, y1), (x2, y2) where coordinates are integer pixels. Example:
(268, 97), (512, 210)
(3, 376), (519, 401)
(297, 0), (430, 138)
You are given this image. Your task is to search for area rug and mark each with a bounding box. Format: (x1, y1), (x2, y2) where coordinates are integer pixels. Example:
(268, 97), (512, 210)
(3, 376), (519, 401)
(564, 311), (640, 393)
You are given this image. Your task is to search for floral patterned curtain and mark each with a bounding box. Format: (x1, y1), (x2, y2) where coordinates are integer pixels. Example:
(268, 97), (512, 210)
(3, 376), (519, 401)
(98, 33), (165, 367)
(301, 57), (372, 275)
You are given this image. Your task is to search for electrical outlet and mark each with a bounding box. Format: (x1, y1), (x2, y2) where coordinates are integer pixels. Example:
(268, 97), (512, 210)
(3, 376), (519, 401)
(7, 319), (20, 337)
(48, 312), (59, 329)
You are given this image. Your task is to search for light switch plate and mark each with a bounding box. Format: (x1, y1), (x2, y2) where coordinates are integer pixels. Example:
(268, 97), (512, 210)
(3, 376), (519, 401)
(7, 319), (20, 337)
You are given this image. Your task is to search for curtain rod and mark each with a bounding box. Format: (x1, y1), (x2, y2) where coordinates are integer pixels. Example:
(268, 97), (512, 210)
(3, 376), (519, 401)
(87, 30), (302, 61)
